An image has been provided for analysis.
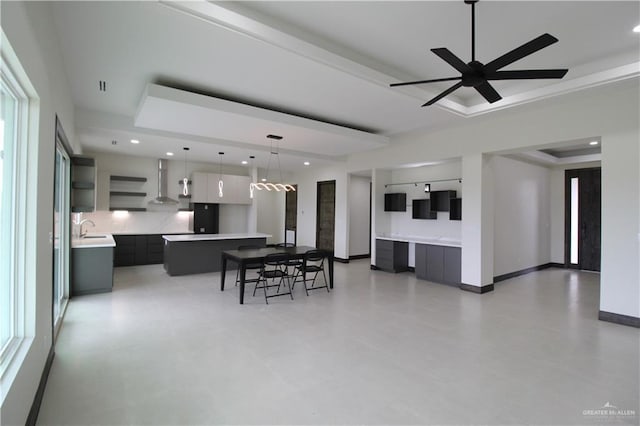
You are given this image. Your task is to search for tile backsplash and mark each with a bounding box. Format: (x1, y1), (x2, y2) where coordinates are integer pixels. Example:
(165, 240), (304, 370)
(75, 211), (193, 235)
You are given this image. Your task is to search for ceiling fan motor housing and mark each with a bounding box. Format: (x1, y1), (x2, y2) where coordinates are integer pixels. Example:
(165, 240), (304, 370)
(462, 61), (486, 87)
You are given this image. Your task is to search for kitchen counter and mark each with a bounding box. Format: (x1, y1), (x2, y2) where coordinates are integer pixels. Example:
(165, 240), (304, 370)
(71, 234), (115, 296)
(162, 232), (270, 242)
(72, 233), (116, 249)
(376, 234), (461, 248)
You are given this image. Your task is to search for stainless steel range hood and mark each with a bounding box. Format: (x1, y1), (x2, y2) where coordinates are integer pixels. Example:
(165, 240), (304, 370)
(148, 159), (179, 206)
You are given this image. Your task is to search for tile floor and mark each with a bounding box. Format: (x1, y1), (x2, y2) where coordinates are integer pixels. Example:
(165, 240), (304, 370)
(37, 261), (639, 425)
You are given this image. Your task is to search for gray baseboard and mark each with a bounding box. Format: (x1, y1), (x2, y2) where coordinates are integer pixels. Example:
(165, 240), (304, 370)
(493, 262), (561, 283)
(598, 311), (640, 328)
(459, 283), (494, 294)
(26, 345), (55, 426)
(334, 257), (349, 264)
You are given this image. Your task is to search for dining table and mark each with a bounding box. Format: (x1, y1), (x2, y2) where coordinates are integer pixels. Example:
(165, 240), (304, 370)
(220, 246), (334, 304)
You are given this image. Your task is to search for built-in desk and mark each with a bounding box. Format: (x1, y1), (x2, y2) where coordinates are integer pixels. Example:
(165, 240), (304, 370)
(375, 235), (462, 286)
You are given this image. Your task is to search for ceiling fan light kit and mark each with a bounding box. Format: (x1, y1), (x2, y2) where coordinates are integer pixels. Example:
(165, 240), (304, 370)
(391, 0), (568, 106)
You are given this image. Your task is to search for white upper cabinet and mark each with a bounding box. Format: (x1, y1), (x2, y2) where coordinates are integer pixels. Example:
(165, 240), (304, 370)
(191, 172), (209, 203)
(193, 172), (252, 205)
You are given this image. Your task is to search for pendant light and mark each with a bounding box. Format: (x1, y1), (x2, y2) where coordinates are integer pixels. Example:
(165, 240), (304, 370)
(181, 147), (190, 196)
(249, 155), (256, 199)
(249, 135), (296, 193)
(218, 152), (224, 198)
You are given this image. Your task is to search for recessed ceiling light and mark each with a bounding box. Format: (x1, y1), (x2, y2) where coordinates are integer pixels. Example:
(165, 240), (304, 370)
(303, 161), (310, 166)
(241, 160), (248, 165)
(633, 25), (640, 33)
(166, 152), (174, 156)
(589, 141), (599, 146)
(130, 139), (140, 144)
(261, 178), (267, 182)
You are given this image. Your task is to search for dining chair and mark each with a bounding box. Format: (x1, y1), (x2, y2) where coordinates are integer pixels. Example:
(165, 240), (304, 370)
(254, 252), (294, 304)
(235, 245), (262, 287)
(275, 242), (302, 273)
(292, 249), (329, 296)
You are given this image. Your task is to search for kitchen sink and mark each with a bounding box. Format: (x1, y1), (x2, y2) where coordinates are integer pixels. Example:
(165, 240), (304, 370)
(82, 235), (106, 239)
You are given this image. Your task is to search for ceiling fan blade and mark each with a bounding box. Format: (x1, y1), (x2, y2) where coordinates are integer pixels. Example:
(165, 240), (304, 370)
(474, 81), (502, 103)
(431, 48), (472, 74)
(422, 82), (463, 106)
(390, 76), (462, 88)
(486, 69), (568, 80)
(485, 33), (559, 72)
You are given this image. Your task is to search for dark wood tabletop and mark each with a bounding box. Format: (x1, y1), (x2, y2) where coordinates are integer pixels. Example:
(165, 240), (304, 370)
(221, 246), (334, 304)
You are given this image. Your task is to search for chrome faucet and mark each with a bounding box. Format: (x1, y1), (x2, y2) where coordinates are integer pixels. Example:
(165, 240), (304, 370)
(79, 219), (95, 237)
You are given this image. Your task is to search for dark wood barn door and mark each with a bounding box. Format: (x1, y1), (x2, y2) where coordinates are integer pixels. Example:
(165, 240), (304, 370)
(316, 180), (336, 251)
(285, 185), (297, 245)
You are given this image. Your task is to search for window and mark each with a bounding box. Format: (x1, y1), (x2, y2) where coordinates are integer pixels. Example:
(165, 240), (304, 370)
(0, 53), (28, 373)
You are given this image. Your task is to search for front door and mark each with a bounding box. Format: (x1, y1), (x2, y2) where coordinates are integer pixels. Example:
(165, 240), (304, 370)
(316, 180), (335, 251)
(565, 168), (601, 271)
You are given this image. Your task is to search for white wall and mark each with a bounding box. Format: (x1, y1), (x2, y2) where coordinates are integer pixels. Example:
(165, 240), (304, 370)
(344, 80), (639, 316)
(492, 156), (551, 277)
(348, 175), (371, 257)
(291, 164), (349, 259)
(1, 2), (78, 424)
(387, 161), (463, 240)
(601, 133), (639, 318)
(255, 182), (285, 244)
(84, 150), (252, 234)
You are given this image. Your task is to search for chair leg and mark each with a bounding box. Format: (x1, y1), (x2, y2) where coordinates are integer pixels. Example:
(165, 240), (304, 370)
(301, 272), (309, 296)
(262, 276), (269, 304)
(322, 269), (329, 292)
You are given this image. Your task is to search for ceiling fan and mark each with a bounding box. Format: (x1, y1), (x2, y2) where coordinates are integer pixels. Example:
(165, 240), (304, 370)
(390, 0), (568, 106)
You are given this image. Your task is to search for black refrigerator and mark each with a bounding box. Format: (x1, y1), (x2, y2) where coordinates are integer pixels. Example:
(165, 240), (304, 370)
(191, 203), (219, 234)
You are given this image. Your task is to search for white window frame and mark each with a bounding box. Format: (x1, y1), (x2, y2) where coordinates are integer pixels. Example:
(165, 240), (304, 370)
(0, 37), (32, 380)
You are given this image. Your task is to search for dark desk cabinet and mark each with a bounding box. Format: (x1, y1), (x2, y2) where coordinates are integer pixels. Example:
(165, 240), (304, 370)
(375, 239), (409, 273)
(415, 244), (461, 285)
(114, 234), (172, 266)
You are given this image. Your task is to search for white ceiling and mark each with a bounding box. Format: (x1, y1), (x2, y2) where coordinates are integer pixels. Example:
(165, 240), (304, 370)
(50, 1), (640, 169)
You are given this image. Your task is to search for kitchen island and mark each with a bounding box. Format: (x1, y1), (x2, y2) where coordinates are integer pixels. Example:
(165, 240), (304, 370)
(162, 233), (270, 276)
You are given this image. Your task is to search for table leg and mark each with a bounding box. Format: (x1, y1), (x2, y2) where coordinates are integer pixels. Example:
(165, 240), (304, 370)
(220, 255), (227, 291)
(328, 254), (334, 289)
(239, 263), (246, 304)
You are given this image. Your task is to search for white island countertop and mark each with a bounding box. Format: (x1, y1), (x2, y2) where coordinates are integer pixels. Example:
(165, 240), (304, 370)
(376, 234), (461, 248)
(72, 234), (116, 249)
(163, 233), (271, 242)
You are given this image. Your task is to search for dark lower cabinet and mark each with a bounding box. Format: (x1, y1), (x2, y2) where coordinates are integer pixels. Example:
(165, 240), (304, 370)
(113, 235), (136, 266)
(113, 234), (177, 266)
(415, 243), (461, 286)
(375, 239), (409, 273)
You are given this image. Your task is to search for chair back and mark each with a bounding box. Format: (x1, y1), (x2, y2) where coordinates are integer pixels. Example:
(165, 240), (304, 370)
(264, 252), (290, 266)
(303, 249), (325, 268)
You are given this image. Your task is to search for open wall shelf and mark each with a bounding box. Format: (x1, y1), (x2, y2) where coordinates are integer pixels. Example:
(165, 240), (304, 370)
(109, 174), (148, 211)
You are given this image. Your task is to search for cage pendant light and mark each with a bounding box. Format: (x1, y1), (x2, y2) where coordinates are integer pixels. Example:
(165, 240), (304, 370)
(250, 135), (296, 194)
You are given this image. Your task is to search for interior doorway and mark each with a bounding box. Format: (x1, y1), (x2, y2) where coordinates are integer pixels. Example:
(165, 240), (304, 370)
(285, 184), (297, 245)
(564, 167), (601, 271)
(316, 180), (335, 251)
